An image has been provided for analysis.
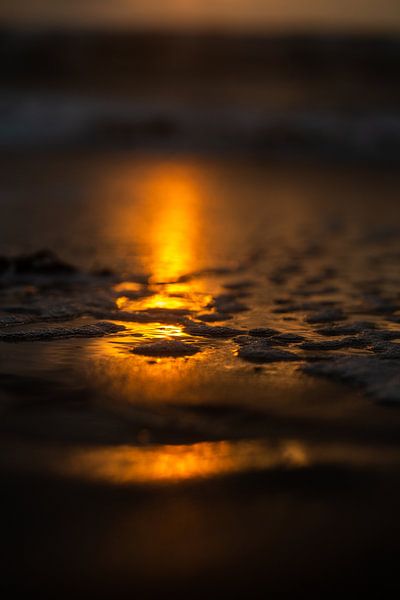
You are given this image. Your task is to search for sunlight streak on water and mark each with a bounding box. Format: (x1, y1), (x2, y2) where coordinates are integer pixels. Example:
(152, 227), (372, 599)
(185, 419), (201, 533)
(140, 163), (202, 284)
(0, 439), (309, 484)
(5, 437), (400, 486)
(86, 336), (214, 402)
(109, 161), (217, 316)
(63, 440), (309, 483)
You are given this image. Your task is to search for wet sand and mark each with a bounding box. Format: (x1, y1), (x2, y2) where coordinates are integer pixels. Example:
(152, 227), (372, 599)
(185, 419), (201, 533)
(1, 151), (400, 596)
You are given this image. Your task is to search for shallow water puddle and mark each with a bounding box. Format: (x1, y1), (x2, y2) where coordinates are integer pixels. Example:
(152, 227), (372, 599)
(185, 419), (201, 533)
(1, 154), (400, 476)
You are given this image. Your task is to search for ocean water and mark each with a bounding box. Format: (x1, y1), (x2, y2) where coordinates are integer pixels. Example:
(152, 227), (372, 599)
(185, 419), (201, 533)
(1, 31), (400, 159)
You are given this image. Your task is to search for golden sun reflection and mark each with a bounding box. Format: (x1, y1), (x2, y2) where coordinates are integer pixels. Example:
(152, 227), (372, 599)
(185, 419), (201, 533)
(116, 289), (213, 312)
(140, 163), (202, 284)
(111, 161), (216, 315)
(63, 440), (309, 485)
(113, 282), (144, 293)
(86, 335), (211, 402)
(7, 437), (400, 488)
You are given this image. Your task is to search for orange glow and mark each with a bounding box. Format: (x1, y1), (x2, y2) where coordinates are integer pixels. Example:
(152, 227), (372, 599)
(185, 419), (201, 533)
(116, 290), (213, 312)
(117, 293), (187, 311)
(63, 439), (309, 484)
(152, 324), (187, 338)
(8, 437), (400, 487)
(141, 163), (202, 283)
(113, 282), (144, 293)
(110, 161), (216, 318)
(86, 333), (211, 403)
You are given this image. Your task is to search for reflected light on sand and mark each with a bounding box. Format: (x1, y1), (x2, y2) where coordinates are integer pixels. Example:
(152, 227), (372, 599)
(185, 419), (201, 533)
(113, 282), (144, 293)
(87, 334), (210, 402)
(116, 293), (189, 311)
(116, 290), (213, 312)
(64, 440), (309, 484)
(88, 162), (222, 410)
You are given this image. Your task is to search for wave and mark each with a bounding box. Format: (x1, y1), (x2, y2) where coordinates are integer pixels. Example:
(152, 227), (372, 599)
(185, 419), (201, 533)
(1, 91), (400, 160)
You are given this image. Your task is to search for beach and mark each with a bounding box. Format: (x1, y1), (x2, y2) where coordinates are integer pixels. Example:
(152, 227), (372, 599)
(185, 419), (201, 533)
(1, 22), (400, 596)
(1, 149), (400, 595)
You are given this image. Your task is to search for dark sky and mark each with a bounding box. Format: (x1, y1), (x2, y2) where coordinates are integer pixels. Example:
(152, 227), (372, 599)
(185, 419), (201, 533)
(1, 0), (400, 31)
